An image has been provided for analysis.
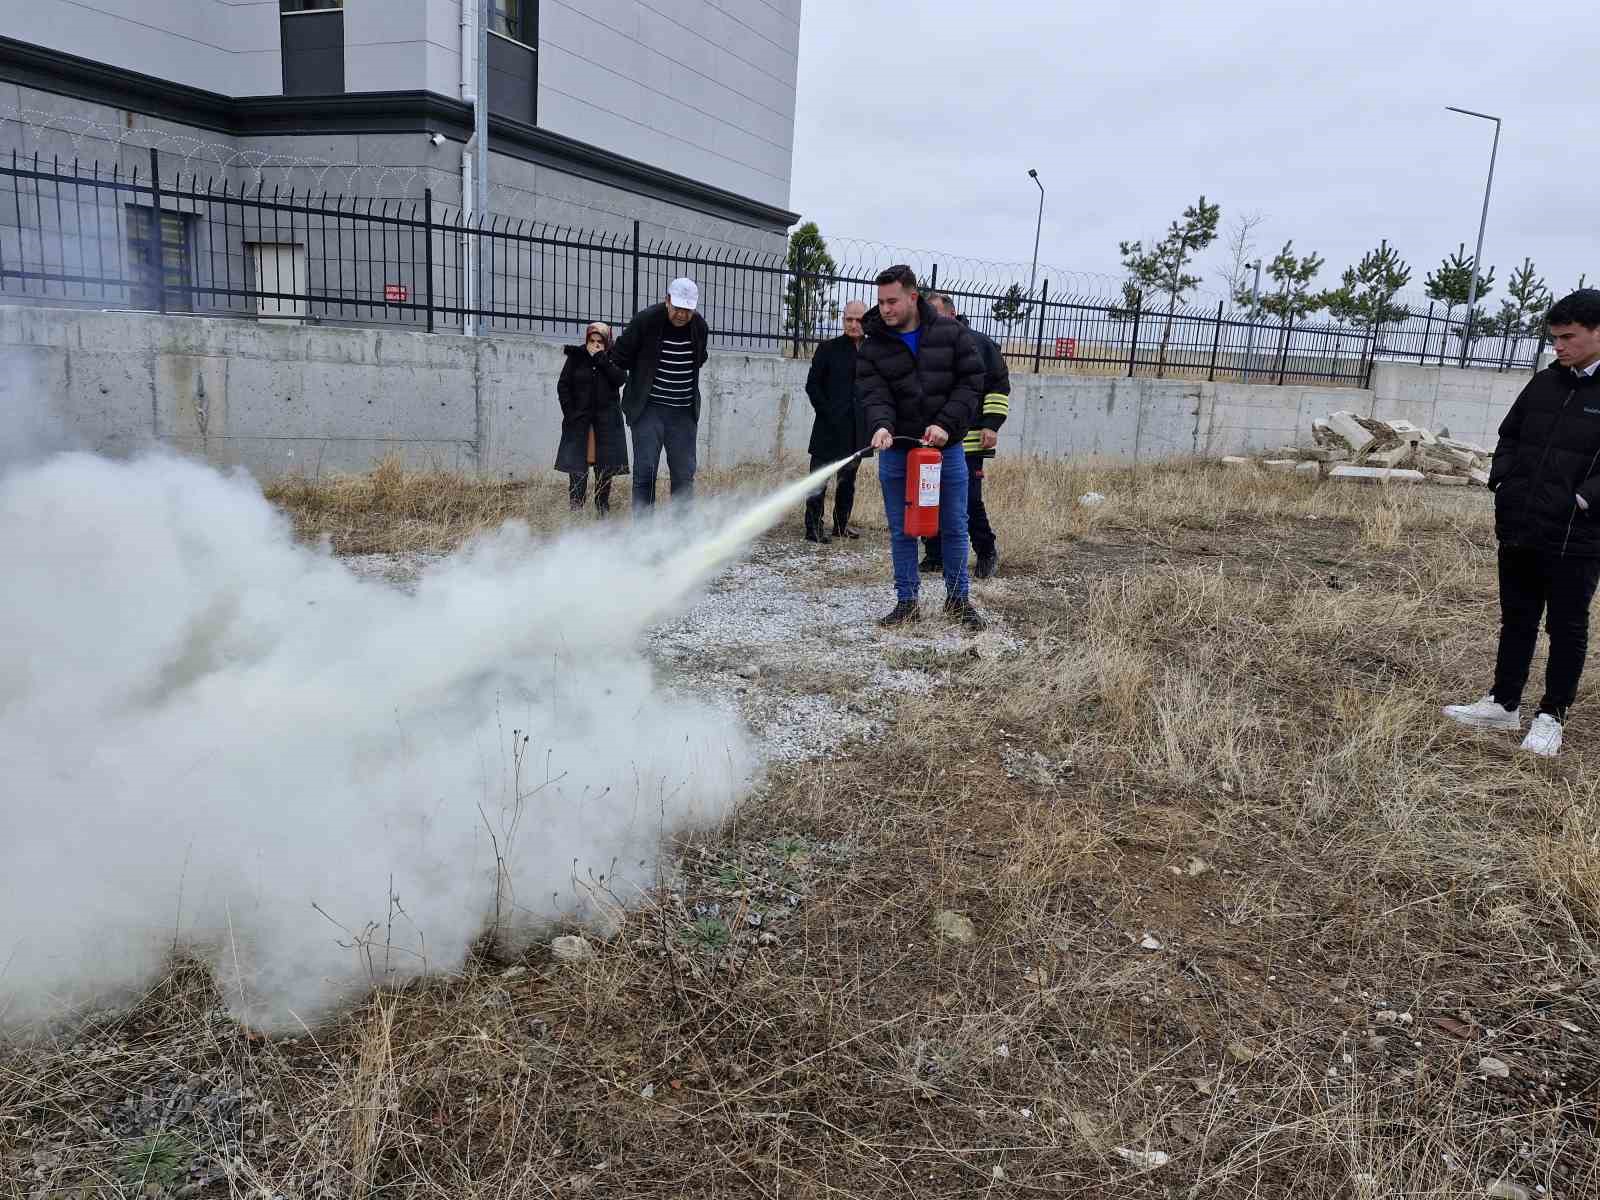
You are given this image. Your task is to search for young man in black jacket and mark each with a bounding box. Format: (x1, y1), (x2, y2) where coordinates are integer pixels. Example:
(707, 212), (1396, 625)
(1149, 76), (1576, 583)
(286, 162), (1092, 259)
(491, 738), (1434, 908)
(1444, 289), (1600, 756)
(856, 265), (988, 630)
(802, 300), (868, 542)
(611, 277), (709, 512)
(918, 292), (1011, 578)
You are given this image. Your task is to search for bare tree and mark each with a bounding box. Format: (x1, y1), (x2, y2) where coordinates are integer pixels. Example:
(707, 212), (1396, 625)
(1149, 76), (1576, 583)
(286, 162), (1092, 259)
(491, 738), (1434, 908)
(1215, 210), (1266, 304)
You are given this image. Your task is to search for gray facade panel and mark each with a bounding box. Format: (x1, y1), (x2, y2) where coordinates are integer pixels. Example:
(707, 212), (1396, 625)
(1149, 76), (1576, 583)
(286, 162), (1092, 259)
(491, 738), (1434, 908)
(3, 0), (800, 218)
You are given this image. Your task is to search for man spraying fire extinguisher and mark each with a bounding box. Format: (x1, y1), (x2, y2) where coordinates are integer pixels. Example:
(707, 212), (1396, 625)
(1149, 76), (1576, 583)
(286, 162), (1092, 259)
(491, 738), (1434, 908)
(856, 265), (988, 630)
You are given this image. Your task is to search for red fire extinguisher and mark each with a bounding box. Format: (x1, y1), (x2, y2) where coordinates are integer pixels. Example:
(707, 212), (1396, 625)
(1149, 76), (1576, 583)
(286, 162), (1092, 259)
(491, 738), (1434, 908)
(904, 446), (942, 538)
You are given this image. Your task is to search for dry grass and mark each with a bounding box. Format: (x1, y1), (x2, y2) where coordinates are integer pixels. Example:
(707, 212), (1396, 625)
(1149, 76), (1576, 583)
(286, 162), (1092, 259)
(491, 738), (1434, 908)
(8, 459), (1600, 1198)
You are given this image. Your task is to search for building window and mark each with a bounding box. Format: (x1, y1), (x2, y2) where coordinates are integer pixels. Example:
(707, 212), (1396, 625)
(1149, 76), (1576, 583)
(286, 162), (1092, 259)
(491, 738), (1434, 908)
(126, 206), (194, 311)
(247, 242), (309, 320)
(491, 1), (534, 45)
(281, 0), (345, 96)
(488, 1), (538, 125)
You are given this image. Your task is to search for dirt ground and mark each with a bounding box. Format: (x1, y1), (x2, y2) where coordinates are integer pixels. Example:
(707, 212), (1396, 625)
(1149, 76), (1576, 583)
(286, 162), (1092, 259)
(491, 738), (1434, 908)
(6, 460), (1600, 1200)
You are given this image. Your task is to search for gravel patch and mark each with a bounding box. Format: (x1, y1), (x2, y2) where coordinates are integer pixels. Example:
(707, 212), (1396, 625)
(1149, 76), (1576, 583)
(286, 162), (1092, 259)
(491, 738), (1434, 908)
(339, 539), (1018, 764)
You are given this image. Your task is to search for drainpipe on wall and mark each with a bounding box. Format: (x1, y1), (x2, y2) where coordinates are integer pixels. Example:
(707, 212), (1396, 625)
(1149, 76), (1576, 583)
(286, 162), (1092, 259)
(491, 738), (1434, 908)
(459, 0), (478, 335)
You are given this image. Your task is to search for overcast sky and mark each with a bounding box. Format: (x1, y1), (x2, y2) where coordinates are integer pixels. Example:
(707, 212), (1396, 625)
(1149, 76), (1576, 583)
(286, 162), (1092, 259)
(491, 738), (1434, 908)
(790, 0), (1598, 306)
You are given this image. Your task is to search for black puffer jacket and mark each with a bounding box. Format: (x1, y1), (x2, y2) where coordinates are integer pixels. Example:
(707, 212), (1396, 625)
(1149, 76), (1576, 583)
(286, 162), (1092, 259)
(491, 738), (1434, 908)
(854, 298), (984, 445)
(1490, 364), (1600, 556)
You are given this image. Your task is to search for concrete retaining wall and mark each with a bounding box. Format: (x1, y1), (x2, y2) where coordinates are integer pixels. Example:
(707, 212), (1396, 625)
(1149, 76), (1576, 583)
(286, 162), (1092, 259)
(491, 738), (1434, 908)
(1, 306), (1530, 478)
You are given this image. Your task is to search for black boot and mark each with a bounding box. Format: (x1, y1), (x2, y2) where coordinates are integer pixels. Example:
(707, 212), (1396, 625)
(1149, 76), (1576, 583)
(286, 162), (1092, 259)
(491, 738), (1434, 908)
(878, 599), (921, 627)
(918, 538), (942, 573)
(804, 498), (830, 543)
(943, 595), (987, 631)
(974, 549), (999, 579)
(833, 496), (860, 539)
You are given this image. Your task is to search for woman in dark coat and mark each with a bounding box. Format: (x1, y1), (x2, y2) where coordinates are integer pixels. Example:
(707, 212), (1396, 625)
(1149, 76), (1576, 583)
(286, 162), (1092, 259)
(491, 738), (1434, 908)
(556, 321), (629, 515)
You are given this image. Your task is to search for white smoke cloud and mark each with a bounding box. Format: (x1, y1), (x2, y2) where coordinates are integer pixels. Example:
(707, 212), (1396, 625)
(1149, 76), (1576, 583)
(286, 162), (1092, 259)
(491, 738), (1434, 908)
(0, 450), (836, 1029)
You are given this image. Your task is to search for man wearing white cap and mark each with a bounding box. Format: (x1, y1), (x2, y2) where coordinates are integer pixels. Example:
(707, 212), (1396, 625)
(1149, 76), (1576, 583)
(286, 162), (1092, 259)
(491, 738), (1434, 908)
(611, 277), (710, 510)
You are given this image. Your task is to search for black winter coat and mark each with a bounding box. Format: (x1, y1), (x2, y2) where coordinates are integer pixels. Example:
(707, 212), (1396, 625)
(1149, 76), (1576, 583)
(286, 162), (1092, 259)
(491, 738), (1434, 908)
(611, 302), (710, 425)
(805, 334), (869, 460)
(1490, 365), (1600, 557)
(555, 346), (630, 475)
(854, 298), (984, 445)
(960, 320), (1011, 459)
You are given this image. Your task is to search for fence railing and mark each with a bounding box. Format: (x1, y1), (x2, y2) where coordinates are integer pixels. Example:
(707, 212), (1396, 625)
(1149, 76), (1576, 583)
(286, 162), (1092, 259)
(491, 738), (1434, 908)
(0, 150), (1546, 386)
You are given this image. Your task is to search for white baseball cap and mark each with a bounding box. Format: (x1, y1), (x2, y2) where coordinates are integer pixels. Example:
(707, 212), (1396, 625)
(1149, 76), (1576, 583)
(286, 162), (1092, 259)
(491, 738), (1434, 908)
(667, 277), (699, 311)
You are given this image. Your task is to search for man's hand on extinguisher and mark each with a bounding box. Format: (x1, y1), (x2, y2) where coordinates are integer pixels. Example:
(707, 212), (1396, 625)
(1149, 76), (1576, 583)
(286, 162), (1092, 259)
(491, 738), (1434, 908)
(923, 425), (950, 448)
(980, 429), (999, 451)
(870, 428), (894, 451)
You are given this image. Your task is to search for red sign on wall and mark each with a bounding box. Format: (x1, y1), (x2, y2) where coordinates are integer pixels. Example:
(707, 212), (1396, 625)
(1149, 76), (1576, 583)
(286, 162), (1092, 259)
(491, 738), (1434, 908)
(384, 283), (409, 302)
(1055, 337), (1078, 359)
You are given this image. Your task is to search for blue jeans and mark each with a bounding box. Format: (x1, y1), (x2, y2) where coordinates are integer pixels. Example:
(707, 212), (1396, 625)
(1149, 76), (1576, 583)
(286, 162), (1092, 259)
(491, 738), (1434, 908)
(630, 403), (697, 509)
(879, 445), (970, 602)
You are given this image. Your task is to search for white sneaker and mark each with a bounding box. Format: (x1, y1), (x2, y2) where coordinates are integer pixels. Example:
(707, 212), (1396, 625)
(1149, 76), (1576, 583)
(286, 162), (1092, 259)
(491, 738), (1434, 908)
(1521, 713), (1563, 757)
(1442, 695), (1521, 731)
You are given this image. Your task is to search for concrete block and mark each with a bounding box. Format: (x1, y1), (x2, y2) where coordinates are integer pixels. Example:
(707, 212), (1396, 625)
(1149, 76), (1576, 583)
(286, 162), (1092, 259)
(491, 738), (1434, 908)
(1427, 474), (1468, 486)
(1469, 468), (1491, 486)
(1325, 410), (1376, 455)
(1329, 465), (1424, 484)
(1220, 455), (1255, 468)
(1295, 460), (1320, 479)
(1262, 459), (1299, 473)
(1365, 443), (1412, 468)
(1439, 436), (1490, 457)
(1437, 446), (1478, 469)
(1385, 418), (1436, 444)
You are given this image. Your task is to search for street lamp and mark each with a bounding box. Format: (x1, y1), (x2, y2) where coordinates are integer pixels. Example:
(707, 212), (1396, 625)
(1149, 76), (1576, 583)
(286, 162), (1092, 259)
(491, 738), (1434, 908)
(1026, 168), (1045, 302)
(1446, 105), (1502, 368)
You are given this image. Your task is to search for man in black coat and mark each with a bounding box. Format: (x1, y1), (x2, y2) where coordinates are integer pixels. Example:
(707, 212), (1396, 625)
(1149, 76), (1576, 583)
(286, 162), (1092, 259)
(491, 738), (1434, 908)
(611, 277), (710, 512)
(856, 264), (987, 630)
(802, 299), (868, 543)
(1444, 289), (1600, 756)
(919, 292), (1011, 578)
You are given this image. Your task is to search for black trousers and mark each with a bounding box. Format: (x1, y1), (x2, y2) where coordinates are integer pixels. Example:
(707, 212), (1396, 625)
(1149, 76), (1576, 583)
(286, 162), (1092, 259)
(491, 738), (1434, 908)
(568, 468), (617, 513)
(1490, 545), (1600, 721)
(922, 453), (996, 564)
(805, 454), (859, 529)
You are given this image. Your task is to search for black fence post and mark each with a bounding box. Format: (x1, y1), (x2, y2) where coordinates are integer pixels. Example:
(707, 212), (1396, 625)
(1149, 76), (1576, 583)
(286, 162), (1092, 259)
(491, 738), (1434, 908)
(630, 219), (641, 317)
(929, 263), (938, 293)
(147, 147), (165, 314)
(1363, 323), (1380, 390)
(1276, 314), (1293, 385)
(1529, 331), (1546, 375)
(422, 187), (435, 333)
(1126, 295), (1142, 377)
(1032, 279), (1049, 373)
(1207, 299), (1223, 381)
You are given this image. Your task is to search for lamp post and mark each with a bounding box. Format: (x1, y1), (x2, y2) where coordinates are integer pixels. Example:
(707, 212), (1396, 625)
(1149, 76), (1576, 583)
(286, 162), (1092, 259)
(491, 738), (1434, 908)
(1446, 105), (1501, 368)
(1242, 258), (1262, 383)
(1026, 168), (1045, 302)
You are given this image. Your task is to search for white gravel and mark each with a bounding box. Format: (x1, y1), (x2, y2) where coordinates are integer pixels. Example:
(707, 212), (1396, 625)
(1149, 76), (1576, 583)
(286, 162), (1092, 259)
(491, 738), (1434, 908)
(342, 539), (1018, 764)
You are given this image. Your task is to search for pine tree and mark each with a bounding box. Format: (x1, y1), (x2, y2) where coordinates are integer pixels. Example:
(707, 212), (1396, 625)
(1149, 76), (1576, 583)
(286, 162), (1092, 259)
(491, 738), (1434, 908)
(1424, 242), (1495, 328)
(1324, 240), (1413, 330)
(1118, 195), (1221, 375)
(991, 283), (1032, 328)
(783, 222), (838, 350)
(1493, 258), (1552, 341)
(1237, 240), (1326, 322)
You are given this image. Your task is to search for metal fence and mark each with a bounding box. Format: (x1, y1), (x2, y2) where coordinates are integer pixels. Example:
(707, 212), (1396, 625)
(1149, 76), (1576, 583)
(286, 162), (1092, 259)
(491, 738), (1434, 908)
(0, 150), (1546, 386)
